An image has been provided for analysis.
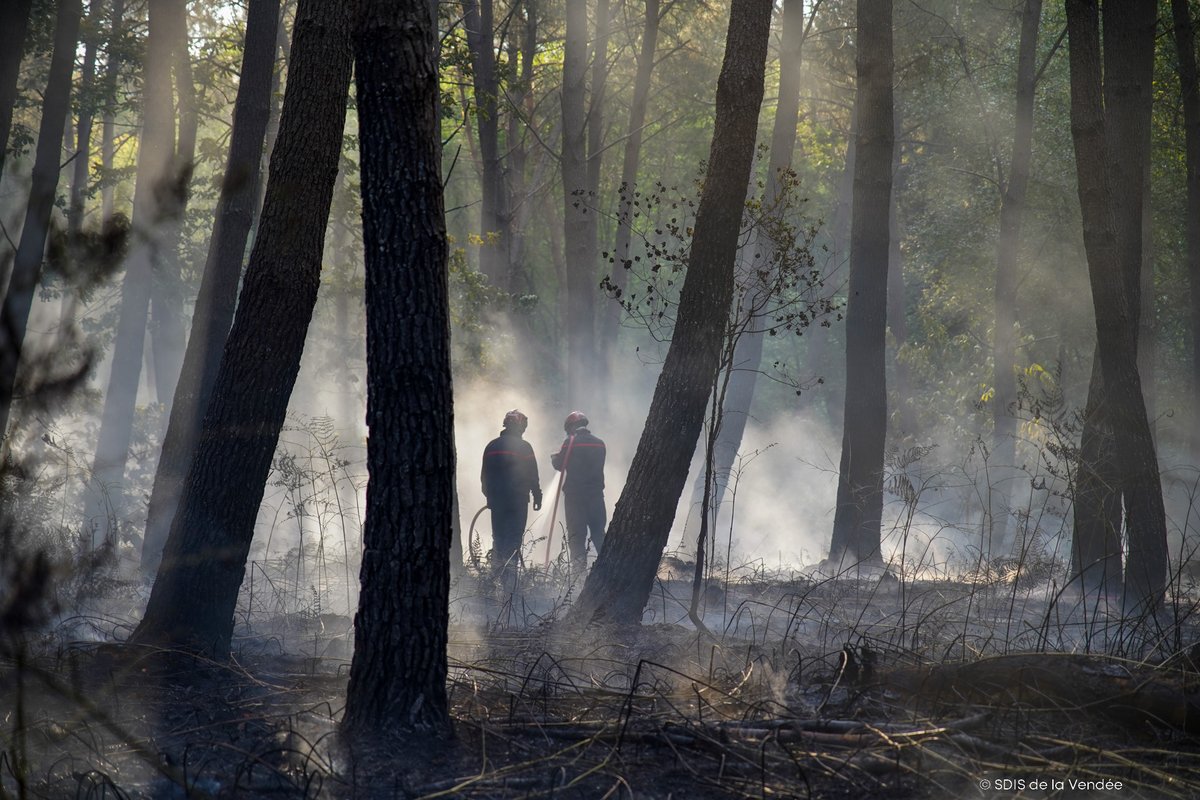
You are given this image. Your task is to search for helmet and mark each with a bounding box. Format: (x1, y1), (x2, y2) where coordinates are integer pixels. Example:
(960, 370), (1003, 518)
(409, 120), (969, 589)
(503, 409), (528, 432)
(563, 411), (589, 433)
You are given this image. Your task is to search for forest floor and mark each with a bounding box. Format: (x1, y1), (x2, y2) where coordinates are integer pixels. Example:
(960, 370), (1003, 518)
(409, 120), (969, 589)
(4, 568), (1200, 799)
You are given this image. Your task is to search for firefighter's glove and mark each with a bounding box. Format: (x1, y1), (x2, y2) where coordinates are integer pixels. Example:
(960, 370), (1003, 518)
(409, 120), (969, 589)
(551, 452), (562, 471)
(533, 497), (542, 512)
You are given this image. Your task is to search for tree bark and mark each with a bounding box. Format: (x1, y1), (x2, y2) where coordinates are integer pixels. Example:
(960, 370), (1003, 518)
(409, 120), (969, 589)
(68, 0), (106, 238)
(886, 111), (912, 438)
(0, 0), (35, 181)
(0, 0), (83, 440)
(1065, 0), (1166, 612)
(827, 0), (893, 568)
(140, 0), (281, 579)
(100, 0), (125, 222)
(599, 0), (660, 361)
(989, 0), (1040, 553)
(504, 0), (538, 295)
(84, 0), (180, 545)
(562, 0), (596, 405)
(572, 0), (772, 626)
(462, 0), (504, 284)
(342, 0), (454, 738)
(129, 0), (352, 655)
(1175, 0), (1200, 456)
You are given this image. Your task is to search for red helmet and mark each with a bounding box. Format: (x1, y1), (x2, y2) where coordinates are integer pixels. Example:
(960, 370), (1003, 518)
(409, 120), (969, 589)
(503, 409), (528, 431)
(563, 411), (589, 433)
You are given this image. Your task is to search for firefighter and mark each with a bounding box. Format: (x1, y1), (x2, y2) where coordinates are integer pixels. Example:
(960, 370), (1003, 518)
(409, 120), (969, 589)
(551, 411), (606, 572)
(481, 409), (542, 581)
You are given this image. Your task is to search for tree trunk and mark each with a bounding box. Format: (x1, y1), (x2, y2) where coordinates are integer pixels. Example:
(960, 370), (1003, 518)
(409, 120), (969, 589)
(129, 0), (352, 655)
(68, 0), (106, 237)
(342, 0), (454, 737)
(100, 0), (125, 222)
(989, 0), (1040, 553)
(886, 111), (912, 438)
(1073, 352), (1123, 593)
(562, 0), (595, 406)
(149, 0), (198, 409)
(0, 0), (35, 181)
(0, 0), (83, 440)
(462, 0), (504, 285)
(1065, 0), (1166, 613)
(585, 0), (610, 203)
(599, 0), (660, 362)
(1177, 0), (1200, 457)
(827, 0), (893, 568)
(140, 0), (281, 579)
(504, 0), (538, 296)
(84, 0), (180, 545)
(692, 0), (804, 528)
(572, 0), (772, 626)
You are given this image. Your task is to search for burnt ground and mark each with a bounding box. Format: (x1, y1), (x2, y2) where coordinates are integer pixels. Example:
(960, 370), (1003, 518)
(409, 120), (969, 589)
(3, 572), (1200, 799)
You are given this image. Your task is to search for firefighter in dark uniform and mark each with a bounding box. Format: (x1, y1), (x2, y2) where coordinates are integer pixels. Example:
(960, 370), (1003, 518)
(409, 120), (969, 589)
(551, 411), (606, 572)
(482, 410), (542, 580)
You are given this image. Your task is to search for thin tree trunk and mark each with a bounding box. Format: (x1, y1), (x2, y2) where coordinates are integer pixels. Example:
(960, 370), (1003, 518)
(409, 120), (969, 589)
(572, 0), (772, 626)
(989, 0), (1040, 553)
(128, 0), (352, 656)
(828, 0), (893, 568)
(342, 0), (454, 737)
(462, 0), (504, 284)
(0, 0), (35, 181)
(68, 0), (105, 237)
(100, 0), (125, 221)
(140, 0), (281, 579)
(150, 0), (197, 408)
(1176, 0), (1200, 457)
(84, 0), (180, 546)
(1065, 0), (1166, 612)
(562, 0), (595, 406)
(0, 0), (83, 440)
(505, 0), (538, 295)
(886, 111), (912, 437)
(585, 0), (610, 202)
(599, 0), (659, 363)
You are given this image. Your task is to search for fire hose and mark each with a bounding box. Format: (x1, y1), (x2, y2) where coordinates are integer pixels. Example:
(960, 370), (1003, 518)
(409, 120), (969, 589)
(542, 433), (576, 566)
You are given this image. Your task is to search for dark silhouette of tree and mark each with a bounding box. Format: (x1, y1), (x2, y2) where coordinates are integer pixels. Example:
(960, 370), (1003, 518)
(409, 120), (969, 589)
(572, 0), (773, 626)
(989, 0), (1041, 552)
(1065, 0), (1166, 611)
(0, 0), (83, 440)
(140, 0), (282, 579)
(129, 0), (353, 656)
(342, 0), (455, 737)
(0, 0), (34, 180)
(827, 0), (894, 568)
(84, 0), (183, 543)
(1175, 0), (1200, 456)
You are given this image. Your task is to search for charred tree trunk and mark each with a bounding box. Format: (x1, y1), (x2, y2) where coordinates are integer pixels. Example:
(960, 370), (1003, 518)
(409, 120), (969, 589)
(599, 0), (660, 362)
(140, 0), (281, 579)
(1175, 0), (1200, 456)
(68, 0), (106, 237)
(0, 0), (83, 440)
(149, 0), (198, 409)
(342, 0), (454, 737)
(694, 0), (804, 525)
(100, 0), (125, 222)
(1066, 0), (1166, 612)
(572, 0), (772, 626)
(85, 0), (180, 545)
(462, 0), (504, 285)
(562, 0), (595, 406)
(989, 0), (1040, 553)
(828, 0), (893, 568)
(0, 0), (35, 181)
(129, 0), (352, 655)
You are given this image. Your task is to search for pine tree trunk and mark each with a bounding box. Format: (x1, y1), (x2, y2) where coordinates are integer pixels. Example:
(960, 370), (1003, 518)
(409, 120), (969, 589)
(342, 0), (454, 737)
(129, 0), (352, 655)
(462, 0), (504, 285)
(562, 0), (595, 406)
(85, 0), (180, 545)
(0, 0), (35, 181)
(140, 0), (281, 579)
(505, 0), (538, 295)
(100, 0), (125, 221)
(989, 0), (1040, 553)
(1065, 0), (1166, 612)
(828, 0), (893, 568)
(886, 112), (912, 437)
(572, 0), (773, 626)
(0, 0), (83, 440)
(1176, 0), (1200, 457)
(68, 0), (106, 237)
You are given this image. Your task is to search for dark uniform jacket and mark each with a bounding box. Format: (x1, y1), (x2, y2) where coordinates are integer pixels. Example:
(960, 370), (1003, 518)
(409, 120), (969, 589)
(551, 428), (605, 495)
(482, 430), (542, 507)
